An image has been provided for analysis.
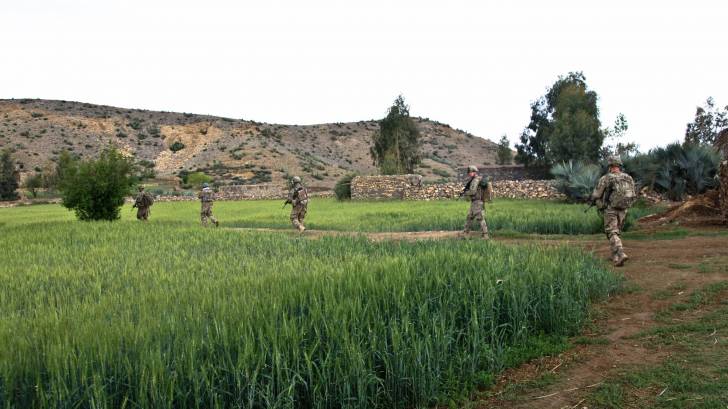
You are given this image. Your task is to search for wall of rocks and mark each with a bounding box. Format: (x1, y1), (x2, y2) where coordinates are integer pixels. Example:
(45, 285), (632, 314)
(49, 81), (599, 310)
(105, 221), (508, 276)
(719, 160), (728, 223)
(351, 175), (564, 200)
(455, 165), (551, 181)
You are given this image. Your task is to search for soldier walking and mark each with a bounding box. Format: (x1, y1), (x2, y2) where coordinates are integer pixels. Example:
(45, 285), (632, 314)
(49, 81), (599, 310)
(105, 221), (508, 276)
(461, 165), (492, 239)
(198, 182), (219, 227)
(287, 176), (309, 233)
(590, 156), (636, 267)
(133, 186), (154, 222)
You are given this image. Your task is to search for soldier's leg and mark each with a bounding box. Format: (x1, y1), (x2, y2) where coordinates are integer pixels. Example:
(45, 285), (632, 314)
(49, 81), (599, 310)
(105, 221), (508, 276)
(463, 202), (476, 233)
(209, 204), (218, 227)
(604, 210), (624, 265)
(477, 204), (490, 239)
(299, 205), (308, 228)
(201, 204), (208, 227)
(290, 206), (303, 230)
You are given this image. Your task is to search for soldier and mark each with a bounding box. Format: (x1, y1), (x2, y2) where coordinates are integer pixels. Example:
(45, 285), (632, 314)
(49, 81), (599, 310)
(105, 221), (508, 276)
(198, 182), (219, 227)
(590, 156), (636, 267)
(460, 165), (492, 239)
(132, 185), (154, 222)
(286, 176), (309, 233)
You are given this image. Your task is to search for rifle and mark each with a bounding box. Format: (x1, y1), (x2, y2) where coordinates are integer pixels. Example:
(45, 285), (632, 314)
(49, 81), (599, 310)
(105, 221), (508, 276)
(282, 199), (292, 209)
(584, 199), (596, 213)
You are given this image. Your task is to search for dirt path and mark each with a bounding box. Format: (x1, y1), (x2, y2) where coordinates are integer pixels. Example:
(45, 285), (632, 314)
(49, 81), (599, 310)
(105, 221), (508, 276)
(230, 227), (728, 408)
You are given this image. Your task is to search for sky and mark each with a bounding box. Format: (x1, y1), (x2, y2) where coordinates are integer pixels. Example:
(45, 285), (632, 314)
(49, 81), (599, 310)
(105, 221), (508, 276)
(1, 0), (727, 151)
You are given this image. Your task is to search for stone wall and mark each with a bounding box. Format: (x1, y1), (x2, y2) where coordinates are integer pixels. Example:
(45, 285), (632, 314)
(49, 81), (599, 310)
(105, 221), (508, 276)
(456, 165), (551, 181)
(720, 160), (728, 223)
(351, 175), (564, 200)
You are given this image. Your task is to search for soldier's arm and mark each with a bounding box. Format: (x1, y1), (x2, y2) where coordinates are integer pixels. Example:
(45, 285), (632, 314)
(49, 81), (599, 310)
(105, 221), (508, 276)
(591, 176), (608, 200)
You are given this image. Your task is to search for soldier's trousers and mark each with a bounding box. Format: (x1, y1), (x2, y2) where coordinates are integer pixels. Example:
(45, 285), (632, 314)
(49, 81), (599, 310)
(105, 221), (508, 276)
(290, 203), (307, 230)
(464, 200), (489, 236)
(136, 206), (150, 221)
(201, 201), (218, 226)
(604, 208), (627, 258)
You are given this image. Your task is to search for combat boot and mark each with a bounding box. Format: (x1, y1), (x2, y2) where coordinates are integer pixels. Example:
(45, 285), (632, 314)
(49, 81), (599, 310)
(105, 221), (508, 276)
(298, 225), (306, 233)
(614, 251), (629, 267)
(481, 233), (490, 240)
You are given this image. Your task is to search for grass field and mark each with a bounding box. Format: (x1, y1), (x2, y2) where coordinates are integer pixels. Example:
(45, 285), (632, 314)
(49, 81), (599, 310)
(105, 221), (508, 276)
(0, 201), (622, 408)
(0, 198), (658, 234)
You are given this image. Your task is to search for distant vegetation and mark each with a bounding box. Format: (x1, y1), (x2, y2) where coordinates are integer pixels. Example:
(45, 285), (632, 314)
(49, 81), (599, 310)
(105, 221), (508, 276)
(370, 95), (422, 174)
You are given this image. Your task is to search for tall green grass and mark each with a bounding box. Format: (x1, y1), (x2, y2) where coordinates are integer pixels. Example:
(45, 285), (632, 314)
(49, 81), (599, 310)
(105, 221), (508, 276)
(0, 198), (656, 234)
(0, 222), (619, 408)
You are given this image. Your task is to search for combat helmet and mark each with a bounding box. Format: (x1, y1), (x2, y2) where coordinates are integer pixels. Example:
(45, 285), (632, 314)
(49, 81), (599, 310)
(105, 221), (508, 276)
(291, 176), (302, 183)
(202, 182), (209, 188)
(607, 156), (623, 167)
(467, 165), (478, 173)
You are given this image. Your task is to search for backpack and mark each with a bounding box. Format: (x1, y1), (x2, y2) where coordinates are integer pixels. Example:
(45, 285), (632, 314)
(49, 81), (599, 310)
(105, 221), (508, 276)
(478, 176), (494, 202)
(295, 186), (309, 203)
(141, 193), (154, 207)
(608, 173), (636, 210)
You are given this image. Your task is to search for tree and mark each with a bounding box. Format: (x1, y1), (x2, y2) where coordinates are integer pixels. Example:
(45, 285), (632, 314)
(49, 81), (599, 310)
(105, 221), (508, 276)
(0, 149), (19, 201)
(185, 171), (213, 189)
(58, 147), (136, 221)
(25, 173), (43, 198)
(516, 72), (604, 166)
(496, 135), (512, 165)
(370, 95), (421, 174)
(685, 97), (728, 145)
(600, 113), (638, 159)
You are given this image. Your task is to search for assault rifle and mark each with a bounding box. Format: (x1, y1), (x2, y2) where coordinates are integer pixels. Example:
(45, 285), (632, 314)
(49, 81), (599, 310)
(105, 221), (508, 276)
(282, 199), (292, 209)
(584, 198), (597, 213)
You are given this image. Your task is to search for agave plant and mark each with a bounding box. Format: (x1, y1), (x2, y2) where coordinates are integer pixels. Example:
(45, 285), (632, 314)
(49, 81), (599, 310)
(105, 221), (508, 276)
(551, 160), (601, 202)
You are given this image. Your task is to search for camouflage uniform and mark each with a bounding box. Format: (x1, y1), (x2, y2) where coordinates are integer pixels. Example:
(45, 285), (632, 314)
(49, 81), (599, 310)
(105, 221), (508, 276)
(462, 167), (491, 239)
(288, 177), (308, 232)
(198, 185), (219, 227)
(133, 188), (153, 221)
(591, 160), (636, 266)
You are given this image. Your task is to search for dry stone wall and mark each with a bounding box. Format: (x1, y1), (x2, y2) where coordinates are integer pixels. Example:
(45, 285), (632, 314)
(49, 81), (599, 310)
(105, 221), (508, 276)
(351, 175), (564, 200)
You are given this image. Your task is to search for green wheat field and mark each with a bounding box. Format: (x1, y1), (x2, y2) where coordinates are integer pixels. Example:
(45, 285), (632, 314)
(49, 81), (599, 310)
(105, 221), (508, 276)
(0, 199), (630, 408)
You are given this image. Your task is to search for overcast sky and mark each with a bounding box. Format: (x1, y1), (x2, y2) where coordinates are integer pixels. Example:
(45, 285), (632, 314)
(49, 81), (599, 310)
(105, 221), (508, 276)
(2, 0), (726, 150)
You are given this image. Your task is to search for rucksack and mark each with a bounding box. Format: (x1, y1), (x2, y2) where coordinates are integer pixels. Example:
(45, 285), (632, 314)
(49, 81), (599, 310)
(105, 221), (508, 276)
(295, 186), (309, 203)
(141, 193), (154, 207)
(608, 173), (636, 210)
(478, 176), (494, 202)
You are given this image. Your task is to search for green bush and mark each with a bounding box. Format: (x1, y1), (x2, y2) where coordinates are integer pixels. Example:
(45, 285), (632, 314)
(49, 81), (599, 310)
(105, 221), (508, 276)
(185, 171), (213, 189)
(551, 160), (601, 202)
(58, 147), (135, 221)
(169, 141), (185, 152)
(334, 173), (357, 200)
(623, 143), (720, 200)
(0, 149), (19, 201)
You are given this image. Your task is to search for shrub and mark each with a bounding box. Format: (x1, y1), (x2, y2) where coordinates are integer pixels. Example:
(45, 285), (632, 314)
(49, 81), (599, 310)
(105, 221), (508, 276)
(185, 172), (213, 189)
(432, 168), (451, 178)
(24, 173), (43, 198)
(334, 173), (357, 200)
(169, 141), (185, 152)
(551, 160), (601, 202)
(623, 143), (720, 200)
(58, 147), (136, 221)
(0, 149), (19, 201)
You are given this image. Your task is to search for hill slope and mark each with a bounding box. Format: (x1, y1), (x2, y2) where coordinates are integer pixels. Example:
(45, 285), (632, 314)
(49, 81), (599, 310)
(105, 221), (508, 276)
(0, 99), (502, 188)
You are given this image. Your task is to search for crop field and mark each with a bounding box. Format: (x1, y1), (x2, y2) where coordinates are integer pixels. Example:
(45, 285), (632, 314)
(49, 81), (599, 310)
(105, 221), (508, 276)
(0, 198), (657, 234)
(0, 202), (621, 408)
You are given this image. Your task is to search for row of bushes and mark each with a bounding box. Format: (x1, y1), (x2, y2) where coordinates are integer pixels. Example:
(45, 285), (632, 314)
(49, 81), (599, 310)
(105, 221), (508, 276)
(552, 143), (721, 202)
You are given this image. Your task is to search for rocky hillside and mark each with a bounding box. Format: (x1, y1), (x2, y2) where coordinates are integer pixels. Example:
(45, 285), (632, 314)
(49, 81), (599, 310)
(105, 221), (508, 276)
(0, 99), (503, 188)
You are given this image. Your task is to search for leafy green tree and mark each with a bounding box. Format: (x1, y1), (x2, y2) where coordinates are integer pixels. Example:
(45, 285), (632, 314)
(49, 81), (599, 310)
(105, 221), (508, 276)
(370, 95), (421, 174)
(24, 173), (43, 198)
(600, 113), (638, 159)
(334, 173), (357, 200)
(0, 149), (19, 201)
(684, 97), (728, 145)
(58, 147), (136, 221)
(496, 135), (512, 165)
(516, 72), (604, 166)
(185, 172), (213, 189)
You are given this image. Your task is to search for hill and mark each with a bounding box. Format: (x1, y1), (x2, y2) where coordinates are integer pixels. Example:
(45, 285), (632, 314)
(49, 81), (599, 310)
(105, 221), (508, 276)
(0, 99), (503, 188)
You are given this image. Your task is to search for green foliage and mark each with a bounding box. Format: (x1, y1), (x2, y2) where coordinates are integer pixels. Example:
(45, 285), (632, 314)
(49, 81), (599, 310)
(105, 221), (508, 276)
(0, 149), (19, 201)
(169, 141), (185, 152)
(24, 173), (43, 198)
(0, 221), (619, 408)
(496, 135), (512, 165)
(600, 113), (638, 159)
(184, 171), (213, 189)
(516, 72), (604, 166)
(371, 95), (421, 174)
(623, 143), (720, 200)
(57, 147), (136, 221)
(334, 173), (356, 200)
(684, 96), (728, 145)
(551, 160), (601, 202)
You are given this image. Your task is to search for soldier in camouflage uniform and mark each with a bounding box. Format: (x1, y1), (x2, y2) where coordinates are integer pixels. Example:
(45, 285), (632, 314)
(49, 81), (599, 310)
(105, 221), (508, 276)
(287, 176), (309, 233)
(198, 183), (219, 227)
(133, 186), (154, 222)
(590, 156), (636, 267)
(461, 165), (491, 239)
